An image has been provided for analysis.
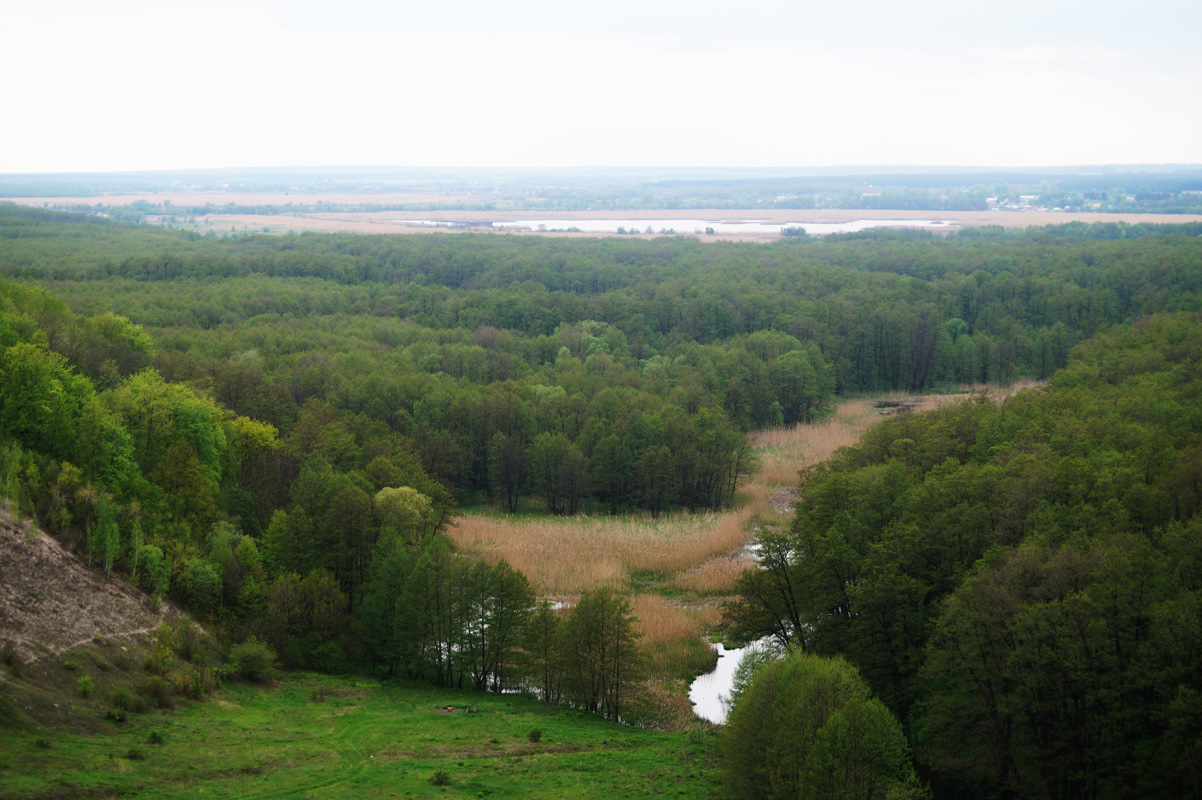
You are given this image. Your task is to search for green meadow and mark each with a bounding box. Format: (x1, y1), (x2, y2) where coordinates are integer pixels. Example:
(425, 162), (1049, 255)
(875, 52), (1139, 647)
(0, 672), (719, 799)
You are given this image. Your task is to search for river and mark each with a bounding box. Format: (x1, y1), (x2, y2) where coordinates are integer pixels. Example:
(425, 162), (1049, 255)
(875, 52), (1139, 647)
(688, 642), (745, 724)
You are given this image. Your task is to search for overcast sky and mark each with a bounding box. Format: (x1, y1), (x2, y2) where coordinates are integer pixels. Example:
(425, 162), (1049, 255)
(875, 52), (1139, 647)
(2, 0), (1199, 173)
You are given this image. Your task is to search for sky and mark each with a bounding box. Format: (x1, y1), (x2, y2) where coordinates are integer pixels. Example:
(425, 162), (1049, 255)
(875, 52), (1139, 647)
(2, 0), (1200, 173)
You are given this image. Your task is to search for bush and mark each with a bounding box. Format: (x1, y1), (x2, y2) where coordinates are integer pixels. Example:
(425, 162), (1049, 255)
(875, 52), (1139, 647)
(528, 728), (542, 743)
(175, 620), (204, 663)
(76, 675), (93, 698)
(148, 729), (165, 745)
(719, 652), (926, 800)
(430, 770), (452, 786)
(139, 676), (175, 709)
(125, 747), (145, 761)
(110, 687), (133, 710)
(229, 637), (277, 683)
(143, 652), (171, 677)
(104, 708), (127, 723)
(188, 667), (215, 699)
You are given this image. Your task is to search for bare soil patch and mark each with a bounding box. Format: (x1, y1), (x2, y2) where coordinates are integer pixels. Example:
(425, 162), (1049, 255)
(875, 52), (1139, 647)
(0, 505), (174, 662)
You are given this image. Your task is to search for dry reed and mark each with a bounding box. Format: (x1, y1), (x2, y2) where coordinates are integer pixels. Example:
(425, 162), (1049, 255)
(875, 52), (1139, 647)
(671, 553), (754, 595)
(451, 387), (1033, 596)
(449, 509), (752, 594)
(631, 594), (702, 644)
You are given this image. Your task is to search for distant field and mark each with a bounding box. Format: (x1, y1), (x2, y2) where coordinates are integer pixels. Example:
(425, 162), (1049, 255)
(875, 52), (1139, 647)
(0, 672), (719, 799)
(10, 194), (1202, 239)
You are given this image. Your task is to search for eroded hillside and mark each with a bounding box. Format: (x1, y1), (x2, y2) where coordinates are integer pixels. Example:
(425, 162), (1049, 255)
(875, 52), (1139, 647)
(0, 505), (175, 664)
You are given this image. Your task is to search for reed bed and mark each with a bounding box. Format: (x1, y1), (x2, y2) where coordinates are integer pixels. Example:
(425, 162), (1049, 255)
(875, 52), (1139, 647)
(452, 387), (1033, 597)
(671, 552), (755, 594)
(749, 387), (1022, 486)
(449, 507), (753, 594)
(632, 593), (703, 644)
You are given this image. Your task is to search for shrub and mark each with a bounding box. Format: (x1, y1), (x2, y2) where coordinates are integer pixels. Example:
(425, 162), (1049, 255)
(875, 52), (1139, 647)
(148, 729), (165, 745)
(104, 709), (127, 723)
(143, 652), (171, 677)
(430, 770), (452, 786)
(61, 660), (81, 672)
(110, 687), (133, 710)
(229, 637), (277, 683)
(76, 675), (93, 698)
(125, 747), (145, 761)
(139, 676), (175, 709)
(528, 728), (542, 743)
(175, 620), (204, 663)
(189, 667), (215, 699)
(4, 652), (24, 678)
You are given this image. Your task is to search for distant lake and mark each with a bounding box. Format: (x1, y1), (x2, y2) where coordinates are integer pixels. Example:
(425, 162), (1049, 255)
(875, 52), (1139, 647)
(403, 217), (954, 235)
(486, 218), (955, 235)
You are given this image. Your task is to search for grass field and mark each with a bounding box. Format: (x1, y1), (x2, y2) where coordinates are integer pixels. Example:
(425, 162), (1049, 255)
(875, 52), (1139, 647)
(0, 672), (720, 799)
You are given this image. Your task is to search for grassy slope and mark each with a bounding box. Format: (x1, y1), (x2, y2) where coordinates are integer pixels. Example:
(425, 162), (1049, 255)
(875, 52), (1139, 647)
(0, 672), (720, 799)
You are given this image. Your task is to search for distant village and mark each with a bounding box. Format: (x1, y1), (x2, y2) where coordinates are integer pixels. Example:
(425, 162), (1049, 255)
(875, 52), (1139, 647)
(986, 195), (1067, 213)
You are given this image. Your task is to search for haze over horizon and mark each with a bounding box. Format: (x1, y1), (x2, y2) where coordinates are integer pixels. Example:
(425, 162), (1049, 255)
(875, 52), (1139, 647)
(2, 0), (1199, 174)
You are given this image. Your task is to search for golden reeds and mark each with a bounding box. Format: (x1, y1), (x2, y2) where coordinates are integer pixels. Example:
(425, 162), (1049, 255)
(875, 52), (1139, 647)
(450, 386), (1032, 598)
(450, 509), (752, 595)
(671, 553), (754, 595)
(632, 593), (702, 643)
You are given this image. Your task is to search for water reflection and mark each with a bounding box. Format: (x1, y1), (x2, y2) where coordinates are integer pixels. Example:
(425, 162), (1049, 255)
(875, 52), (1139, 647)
(489, 218), (953, 235)
(689, 642), (744, 724)
(404, 218), (955, 236)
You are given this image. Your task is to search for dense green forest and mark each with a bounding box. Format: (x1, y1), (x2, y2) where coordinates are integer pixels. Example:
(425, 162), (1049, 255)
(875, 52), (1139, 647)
(725, 311), (1202, 798)
(3, 205), (1202, 796)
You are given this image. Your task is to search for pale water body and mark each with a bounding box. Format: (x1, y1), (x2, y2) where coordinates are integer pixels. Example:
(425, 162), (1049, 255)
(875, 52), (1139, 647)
(494, 218), (954, 235)
(689, 642), (745, 724)
(411, 218), (953, 235)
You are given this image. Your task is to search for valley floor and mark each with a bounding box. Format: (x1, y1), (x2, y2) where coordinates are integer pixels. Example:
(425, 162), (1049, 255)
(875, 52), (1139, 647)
(0, 672), (719, 799)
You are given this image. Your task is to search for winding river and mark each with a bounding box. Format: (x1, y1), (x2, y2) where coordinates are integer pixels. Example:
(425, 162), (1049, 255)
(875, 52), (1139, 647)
(688, 642), (746, 724)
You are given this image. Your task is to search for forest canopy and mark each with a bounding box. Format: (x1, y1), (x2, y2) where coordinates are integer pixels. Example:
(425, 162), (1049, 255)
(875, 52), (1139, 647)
(3, 207), (1202, 790)
(725, 310), (1202, 798)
